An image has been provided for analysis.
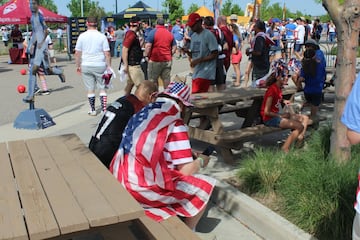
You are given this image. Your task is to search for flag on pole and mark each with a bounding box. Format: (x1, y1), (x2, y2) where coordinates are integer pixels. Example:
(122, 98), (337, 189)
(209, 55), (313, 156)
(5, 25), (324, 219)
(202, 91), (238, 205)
(283, 3), (286, 20)
(214, 0), (222, 25)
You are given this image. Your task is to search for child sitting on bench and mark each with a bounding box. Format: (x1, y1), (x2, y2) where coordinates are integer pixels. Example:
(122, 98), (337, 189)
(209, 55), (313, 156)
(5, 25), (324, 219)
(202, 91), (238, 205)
(260, 60), (309, 153)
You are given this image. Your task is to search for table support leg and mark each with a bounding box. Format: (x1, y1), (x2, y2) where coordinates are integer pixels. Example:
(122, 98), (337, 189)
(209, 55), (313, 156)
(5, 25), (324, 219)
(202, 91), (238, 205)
(218, 147), (235, 164)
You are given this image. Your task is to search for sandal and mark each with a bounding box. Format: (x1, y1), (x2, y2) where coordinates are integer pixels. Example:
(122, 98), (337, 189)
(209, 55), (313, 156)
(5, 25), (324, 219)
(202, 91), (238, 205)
(232, 83), (241, 88)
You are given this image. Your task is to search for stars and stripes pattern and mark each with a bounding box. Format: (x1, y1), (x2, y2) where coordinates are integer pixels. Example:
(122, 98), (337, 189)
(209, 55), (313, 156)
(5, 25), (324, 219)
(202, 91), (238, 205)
(163, 81), (193, 106)
(110, 97), (215, 222)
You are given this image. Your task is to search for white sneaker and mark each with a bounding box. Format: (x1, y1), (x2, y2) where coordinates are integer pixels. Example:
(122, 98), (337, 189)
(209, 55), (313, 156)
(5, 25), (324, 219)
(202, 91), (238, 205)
(87, 110), (97, 116)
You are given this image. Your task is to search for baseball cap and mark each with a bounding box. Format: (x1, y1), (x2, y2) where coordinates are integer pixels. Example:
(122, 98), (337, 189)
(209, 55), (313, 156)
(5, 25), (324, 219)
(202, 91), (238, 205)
(305, 39), (320, 50)
(230, 14), (238, 20)
(163, 81), (193, 107)
(187, 13), (202, 27)
(272, 17), (281, 23)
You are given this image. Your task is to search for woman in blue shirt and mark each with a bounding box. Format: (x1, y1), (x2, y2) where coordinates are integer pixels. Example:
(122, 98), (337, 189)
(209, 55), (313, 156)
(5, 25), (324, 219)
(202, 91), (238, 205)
(297, 45), (326, 120)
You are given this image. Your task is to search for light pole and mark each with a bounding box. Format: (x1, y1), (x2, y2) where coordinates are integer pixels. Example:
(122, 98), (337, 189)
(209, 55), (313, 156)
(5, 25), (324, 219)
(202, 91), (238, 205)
(80, 0), (83, 17)
(115, 0), (118, 14)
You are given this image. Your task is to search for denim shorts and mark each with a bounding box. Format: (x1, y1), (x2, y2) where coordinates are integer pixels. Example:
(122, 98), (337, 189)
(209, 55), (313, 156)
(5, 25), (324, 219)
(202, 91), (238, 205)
(264, 117), (282, 127)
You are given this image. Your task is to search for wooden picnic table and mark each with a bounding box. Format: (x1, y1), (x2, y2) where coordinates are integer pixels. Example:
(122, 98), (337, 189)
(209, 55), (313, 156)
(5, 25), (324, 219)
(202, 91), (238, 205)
(186, 87), (297, 163)
(0, 134), (200, 240)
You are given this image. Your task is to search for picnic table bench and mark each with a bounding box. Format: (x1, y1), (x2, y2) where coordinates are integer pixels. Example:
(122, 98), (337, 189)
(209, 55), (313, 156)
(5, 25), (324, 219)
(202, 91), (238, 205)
(186, 87), (297, 163)
(0, 134), (199, 240)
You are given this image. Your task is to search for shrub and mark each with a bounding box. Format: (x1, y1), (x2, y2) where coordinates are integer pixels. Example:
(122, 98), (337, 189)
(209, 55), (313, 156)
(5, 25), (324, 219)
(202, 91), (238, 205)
(237, 126), (360, 240)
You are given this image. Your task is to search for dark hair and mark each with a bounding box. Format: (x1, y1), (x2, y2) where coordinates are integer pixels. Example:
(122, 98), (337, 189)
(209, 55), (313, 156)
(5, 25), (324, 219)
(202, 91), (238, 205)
(203, 16), (214, 27)
(302, 49), (317, 77)
(255, 20), (265, 31)
(266, 72), (277, 87)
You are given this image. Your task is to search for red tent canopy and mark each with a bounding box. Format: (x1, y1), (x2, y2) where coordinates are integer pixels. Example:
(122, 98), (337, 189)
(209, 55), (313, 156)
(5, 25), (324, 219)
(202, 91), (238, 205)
(0, 0), (68, 24)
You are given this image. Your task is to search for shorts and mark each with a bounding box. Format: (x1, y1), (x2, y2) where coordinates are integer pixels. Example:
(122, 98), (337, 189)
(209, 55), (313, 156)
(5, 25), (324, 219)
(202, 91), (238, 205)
(192, 78), (211, 93)
(294, 43), (303, 52)
(304, 93), (322, 106)
(147, 61), (172, 83)
(211, 59), (226, 86)
(264, 117), (282, 127)
(127, 65), (145, 87)
(231, 51), (242, 64)
(81, 65), (107, 91)
(175, 39), (184, 49)
(49, 49), (55, 58)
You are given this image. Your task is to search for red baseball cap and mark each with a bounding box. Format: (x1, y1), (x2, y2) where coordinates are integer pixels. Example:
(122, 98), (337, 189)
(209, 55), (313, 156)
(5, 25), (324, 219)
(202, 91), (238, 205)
(187, 13), (201, 27)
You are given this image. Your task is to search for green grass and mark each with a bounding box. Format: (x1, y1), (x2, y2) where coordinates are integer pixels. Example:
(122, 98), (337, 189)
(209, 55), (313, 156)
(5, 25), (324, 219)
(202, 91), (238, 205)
(236, 126), (360, 240)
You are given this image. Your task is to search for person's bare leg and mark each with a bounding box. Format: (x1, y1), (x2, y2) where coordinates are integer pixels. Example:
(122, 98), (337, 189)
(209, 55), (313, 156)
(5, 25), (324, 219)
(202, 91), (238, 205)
(233, 63), (240, 86)
(184, 206), (207, 230)
(310, 105), (319, 120)
(244, 61), (252, 87)
(298, 114), (309, 141)
(124, 83), (134, 95)
(282, 129), (300, 152)
(279, 118), (304, 152)
(217, 83), (226, 91)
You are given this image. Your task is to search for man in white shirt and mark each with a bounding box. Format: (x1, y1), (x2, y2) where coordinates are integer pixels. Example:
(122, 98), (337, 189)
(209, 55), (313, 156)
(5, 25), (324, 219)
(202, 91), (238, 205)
(75, 16), (111, 116)
(294, 17), (305, 59)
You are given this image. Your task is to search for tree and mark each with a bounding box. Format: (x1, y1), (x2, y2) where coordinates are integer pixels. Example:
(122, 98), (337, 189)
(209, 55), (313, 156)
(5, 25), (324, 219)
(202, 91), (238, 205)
(67, 0), (106, 19)
(260, 3), (283, 22)
(322, 0), (360, 161)
(187, 3), (199, 15)
(38, 0), (57, 13)
(221, 0), (244, 16)
(0, 0), (58, 12)
(162, 0), (185, 23)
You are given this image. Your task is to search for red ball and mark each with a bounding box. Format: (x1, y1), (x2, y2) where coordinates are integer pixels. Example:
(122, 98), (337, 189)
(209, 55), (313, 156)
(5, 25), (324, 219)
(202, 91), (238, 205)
(17, 84), (26, 93)
(20, 68), (27, 75)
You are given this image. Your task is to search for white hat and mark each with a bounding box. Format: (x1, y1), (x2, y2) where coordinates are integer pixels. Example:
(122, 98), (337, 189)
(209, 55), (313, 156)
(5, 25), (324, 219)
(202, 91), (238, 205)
(230, 14), (238, 20)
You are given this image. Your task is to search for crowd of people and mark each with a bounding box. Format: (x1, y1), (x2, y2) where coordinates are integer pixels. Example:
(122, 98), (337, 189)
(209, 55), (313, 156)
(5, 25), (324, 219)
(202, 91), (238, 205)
(71, 11), (334, 231)
(7, 8), (340, 231)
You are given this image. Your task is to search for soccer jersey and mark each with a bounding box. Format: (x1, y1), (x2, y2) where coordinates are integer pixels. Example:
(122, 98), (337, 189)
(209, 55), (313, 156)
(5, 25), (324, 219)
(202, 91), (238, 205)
(110, 97), (216, 221)
(89, 95), (144, 168)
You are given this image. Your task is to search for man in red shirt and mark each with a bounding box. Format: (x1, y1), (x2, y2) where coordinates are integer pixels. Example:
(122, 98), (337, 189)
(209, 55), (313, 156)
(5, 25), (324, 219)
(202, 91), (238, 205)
(144, 18), (176, 90)
(217, 16), (233, 72)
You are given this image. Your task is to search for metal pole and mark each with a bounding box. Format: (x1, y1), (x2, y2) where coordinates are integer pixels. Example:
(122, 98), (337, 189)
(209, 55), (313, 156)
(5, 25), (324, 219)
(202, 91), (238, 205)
(115, 0), (118, 13)
(80, 0), (83, 17)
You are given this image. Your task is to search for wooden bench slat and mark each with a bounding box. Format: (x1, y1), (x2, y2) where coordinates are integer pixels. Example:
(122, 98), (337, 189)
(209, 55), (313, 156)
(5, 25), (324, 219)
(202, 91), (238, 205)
(160, 216), (201, 240)
(26, 138), (90, 235)
(0, 143), (28, 240)
(43, 136), (118, 227)
(137, 216), (201, 240)
(191, 102), (253, 119)
(137, 216), (175, 240)
(8, 140), (59, 240)
(60, 134), (144, 223)
(215, 125), (282, 142)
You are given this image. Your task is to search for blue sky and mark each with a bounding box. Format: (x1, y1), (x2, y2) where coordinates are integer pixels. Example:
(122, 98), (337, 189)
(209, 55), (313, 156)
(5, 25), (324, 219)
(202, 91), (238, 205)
(54, 0), (327, 17)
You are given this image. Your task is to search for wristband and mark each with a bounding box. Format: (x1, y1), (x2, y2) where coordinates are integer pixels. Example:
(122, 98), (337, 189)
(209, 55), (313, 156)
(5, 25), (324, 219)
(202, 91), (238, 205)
(198, 157), (205, 168)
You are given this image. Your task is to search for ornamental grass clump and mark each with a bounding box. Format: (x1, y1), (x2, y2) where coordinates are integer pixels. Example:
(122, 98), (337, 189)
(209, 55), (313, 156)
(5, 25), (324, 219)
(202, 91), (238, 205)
(237, 126), (360, 240)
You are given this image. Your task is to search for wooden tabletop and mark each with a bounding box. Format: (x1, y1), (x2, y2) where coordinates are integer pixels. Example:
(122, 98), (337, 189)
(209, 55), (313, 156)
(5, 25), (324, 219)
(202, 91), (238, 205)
(0, 134), (144, 240)
(190, 87), (297, 109)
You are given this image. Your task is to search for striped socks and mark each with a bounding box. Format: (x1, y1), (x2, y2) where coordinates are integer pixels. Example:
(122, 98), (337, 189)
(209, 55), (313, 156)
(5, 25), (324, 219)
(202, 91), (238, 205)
(87, 94), (96, 111)
(100, 93), (107, 113)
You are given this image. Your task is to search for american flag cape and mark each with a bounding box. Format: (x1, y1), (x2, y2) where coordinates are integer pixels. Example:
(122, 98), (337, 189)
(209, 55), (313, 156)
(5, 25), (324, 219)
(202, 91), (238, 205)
(110, 97), (216, 222)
